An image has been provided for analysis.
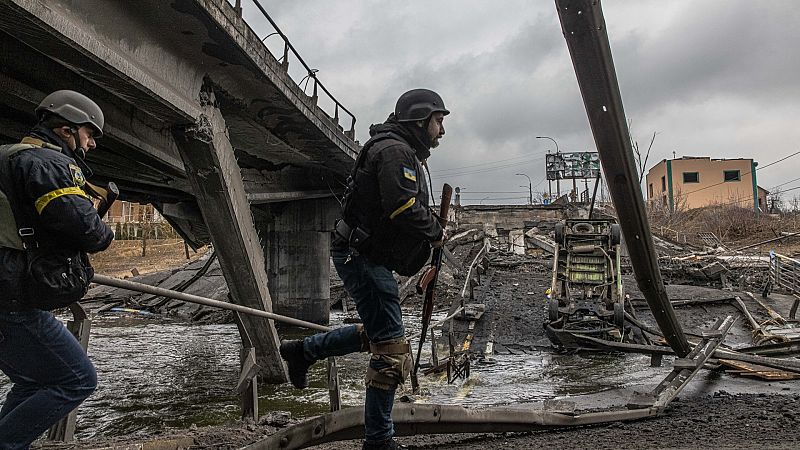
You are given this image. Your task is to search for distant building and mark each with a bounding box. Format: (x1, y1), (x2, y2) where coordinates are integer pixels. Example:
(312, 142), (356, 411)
(105, 201), (163, 224)
(645, 156), (766, 212)
(104, 201), (173, 240)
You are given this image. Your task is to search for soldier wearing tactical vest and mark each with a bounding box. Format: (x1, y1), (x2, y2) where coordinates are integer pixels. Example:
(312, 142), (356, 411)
(0, 90), (114, 448)
(279, 89), (449, 450)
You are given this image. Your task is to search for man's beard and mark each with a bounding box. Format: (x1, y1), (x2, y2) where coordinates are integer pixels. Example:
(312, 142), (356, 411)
(430, 138), (440, 149)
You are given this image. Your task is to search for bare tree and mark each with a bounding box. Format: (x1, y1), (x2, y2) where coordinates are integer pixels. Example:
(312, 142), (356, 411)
(790, 195), (800, 213)
(140, 204), (155, 257)
(628, 119), (658, 184)
(767, 188), (783, 214)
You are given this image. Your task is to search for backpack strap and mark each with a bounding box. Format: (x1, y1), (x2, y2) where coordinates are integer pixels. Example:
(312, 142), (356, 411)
(341, 132), (413, 223)
(348, 131), (405, 178)
(0, 143), (42, 249)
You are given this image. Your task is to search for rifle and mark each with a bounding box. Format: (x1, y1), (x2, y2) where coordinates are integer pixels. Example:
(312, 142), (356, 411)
(410, 183), (452, 393)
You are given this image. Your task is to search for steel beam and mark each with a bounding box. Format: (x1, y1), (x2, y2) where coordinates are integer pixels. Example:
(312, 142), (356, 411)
(244, 403), (658, 450)
(555, 0), (690, 356)
(247, 190), (335, 204)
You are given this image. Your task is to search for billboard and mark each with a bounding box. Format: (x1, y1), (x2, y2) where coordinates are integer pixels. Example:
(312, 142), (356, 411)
(546, 152), (600, 180)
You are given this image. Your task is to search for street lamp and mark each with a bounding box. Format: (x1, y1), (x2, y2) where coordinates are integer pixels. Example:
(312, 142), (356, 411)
(536, 136), (560, 197)
(536, 136), (559, 154)
(516, 173), (532, 205)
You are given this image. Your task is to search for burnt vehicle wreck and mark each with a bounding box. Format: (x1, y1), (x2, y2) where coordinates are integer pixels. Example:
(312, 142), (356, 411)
(545, 218), (628, 348)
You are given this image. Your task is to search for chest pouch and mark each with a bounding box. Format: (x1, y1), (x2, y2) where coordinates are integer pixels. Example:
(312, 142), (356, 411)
(22, 247), (93, 310)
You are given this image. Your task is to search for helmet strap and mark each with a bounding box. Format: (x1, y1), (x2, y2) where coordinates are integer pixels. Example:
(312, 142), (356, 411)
(67, 127), (94, 178)
(67, 127), (87, 160)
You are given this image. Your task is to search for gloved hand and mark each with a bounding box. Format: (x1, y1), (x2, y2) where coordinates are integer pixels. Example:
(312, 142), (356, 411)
(431, 229), (449, 248)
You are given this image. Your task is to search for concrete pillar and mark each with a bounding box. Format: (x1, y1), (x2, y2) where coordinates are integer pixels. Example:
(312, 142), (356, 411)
(172, 95), (286, 382)
(257, 198), (338, 325)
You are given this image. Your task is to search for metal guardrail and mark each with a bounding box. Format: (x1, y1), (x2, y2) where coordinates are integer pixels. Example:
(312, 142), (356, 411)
(460, 240), (491, 300)
(232, 0), (357, 138)
(658, 226), (689, 244)
(767, 252), (800, 319)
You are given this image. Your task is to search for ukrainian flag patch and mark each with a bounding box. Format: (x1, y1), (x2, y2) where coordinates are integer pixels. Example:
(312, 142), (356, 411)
(403, 166), (417, 182)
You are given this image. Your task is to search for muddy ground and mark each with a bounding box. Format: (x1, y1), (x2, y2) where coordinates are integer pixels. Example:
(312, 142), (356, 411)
(36, 392), (799, 449)
(89, 239), (209, 278)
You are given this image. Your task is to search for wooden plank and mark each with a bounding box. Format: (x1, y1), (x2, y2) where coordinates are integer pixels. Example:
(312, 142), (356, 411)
(172, 97), (286, 382)
(718, 359), (800, 380)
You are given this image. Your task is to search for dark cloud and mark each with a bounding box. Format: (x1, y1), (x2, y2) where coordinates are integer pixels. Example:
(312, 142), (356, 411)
(244, 1), (800, 203)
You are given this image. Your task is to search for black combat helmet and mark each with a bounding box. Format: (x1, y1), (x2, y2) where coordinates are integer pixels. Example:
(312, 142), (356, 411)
(395, 89), (450, 123)
(35, 90), (104, 137)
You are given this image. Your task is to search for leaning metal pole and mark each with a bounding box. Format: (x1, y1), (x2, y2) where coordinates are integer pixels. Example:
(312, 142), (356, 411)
(555, 0), (690, 355)
(91, 274), (332, 332)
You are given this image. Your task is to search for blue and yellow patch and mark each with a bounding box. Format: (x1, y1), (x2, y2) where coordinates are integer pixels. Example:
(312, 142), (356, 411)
(403, 166), (417, 182)
(69, 163), (85, 187)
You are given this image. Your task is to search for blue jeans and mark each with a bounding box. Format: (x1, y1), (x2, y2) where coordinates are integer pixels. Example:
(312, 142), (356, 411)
(304, 248), (404, 444)
(0, 310), (97, 450)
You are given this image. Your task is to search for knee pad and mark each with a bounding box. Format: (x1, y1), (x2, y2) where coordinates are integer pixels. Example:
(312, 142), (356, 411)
(364, 337), (412, 390)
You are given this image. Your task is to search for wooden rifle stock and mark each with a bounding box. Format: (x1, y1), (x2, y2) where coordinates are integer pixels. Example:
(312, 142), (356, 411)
(415, 266), (437, 295)
(84, 181), (119, 218)
(411, 183), (452, 392)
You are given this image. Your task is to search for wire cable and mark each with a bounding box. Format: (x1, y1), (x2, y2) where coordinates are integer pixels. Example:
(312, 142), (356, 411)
(430, 153), (547, 175)
(677, 150), (800, 197)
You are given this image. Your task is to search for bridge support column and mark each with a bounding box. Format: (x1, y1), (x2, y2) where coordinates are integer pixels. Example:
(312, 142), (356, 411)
(258, 198), (339, 325)
(172, 97), (286, 382)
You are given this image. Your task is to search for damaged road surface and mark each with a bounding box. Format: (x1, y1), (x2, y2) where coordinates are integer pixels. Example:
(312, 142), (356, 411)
(32, 237), (800, 449)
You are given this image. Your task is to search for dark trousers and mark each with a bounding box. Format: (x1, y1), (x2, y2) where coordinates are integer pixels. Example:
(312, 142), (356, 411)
(0, 309), (97, 450)
(304, 248), (404, 444)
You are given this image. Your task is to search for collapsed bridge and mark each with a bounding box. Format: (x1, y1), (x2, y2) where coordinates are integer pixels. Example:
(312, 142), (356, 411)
(0, 0), (360, 381)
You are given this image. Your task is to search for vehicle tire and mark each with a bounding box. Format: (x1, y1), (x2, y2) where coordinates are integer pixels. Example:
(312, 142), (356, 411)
(613, 302), (625, 328)
(548, 298), (560, 322)
(572, 222), (594, 234)
(554, 222), (565, 245)
(610, 224), (621, 246)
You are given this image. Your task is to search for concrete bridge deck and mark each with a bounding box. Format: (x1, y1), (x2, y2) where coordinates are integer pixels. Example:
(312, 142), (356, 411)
(0, 0), (360, 382)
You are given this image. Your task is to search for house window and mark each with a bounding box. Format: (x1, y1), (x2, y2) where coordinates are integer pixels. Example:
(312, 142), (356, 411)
(648, 183), (654, 198)
(661, 176), (666, 192)
(682, 172), (699, 183)
(723, 170), (741, 182)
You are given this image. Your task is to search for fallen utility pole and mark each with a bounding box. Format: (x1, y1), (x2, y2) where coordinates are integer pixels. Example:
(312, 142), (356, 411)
(556, 0), (690, 356)
(734, 231), (800, 252)
(91, 274), (333, 332)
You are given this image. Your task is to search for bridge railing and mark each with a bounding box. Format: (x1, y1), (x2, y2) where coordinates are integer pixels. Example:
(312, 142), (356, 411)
(231, 0), (357, 140)
(767, 251), (800, 319)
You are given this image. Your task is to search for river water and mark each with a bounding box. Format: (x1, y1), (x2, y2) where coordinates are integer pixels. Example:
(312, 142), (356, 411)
(0, 309), (666, 440)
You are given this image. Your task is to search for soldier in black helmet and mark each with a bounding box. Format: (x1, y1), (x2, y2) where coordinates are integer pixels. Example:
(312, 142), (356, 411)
(0, 90), (114, 448)
(279, 88), (449, 450)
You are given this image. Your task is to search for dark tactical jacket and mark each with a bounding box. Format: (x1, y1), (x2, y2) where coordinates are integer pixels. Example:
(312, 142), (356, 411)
(342, 118), (443, 273)
(0, 127), (114, 310)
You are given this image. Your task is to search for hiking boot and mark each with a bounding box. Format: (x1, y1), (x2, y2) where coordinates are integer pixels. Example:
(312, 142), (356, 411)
(279, 339), (314, 389)
(362, 438), (406, 450)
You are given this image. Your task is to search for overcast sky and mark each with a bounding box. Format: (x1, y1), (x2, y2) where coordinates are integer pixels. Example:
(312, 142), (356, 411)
(240, 1), (800, 205)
